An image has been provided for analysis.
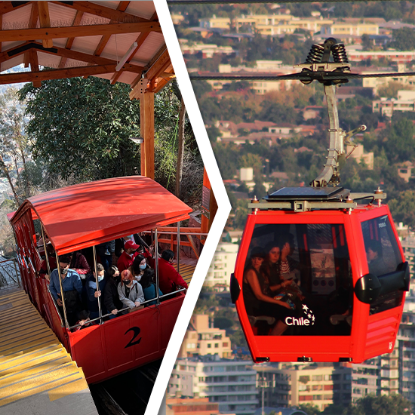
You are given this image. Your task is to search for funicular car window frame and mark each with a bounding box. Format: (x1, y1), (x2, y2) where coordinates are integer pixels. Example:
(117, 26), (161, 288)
(361, 215), (404, 315)
(244, 223), (353, 336)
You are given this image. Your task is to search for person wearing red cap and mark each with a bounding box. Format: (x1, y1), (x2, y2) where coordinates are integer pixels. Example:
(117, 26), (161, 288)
(117, 240), (140, 272)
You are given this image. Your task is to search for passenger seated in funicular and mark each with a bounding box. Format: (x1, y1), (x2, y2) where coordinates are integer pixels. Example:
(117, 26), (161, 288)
(117, 269), (145, 311)
(85, 263), (107, 320)
(69, 251), (91, 283)
(39, 243), (57, 281)
(140, 268), (163, 306)
(129, 254), (152, 283)
(153, 249), (188, 295)
(103, 265), (123, 318)
(49, 254), (83, 326)
(243, 247), (296, 336)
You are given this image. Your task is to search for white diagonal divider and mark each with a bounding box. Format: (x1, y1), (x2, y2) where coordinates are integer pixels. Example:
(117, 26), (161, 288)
(147, 2), (232, 415)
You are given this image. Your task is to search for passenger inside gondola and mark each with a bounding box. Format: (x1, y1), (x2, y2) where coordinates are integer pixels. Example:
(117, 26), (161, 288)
(85, 263), (107, 320)
(243, 247), (296, 335)
(118, 269), (144, 310)
(141, 268), (163, 306)
(245, 224), (353, 336)
(96, 241), (115, 272)
(366, 240), (387, 277)
(49, 254), (83, 326)
(103, 265), (123, 318)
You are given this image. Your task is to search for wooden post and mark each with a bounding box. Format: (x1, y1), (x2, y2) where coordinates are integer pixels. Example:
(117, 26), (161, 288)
(140, 92), (155, 179)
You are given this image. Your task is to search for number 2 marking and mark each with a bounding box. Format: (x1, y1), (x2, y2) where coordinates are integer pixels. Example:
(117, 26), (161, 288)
(125, 327), (141, 348)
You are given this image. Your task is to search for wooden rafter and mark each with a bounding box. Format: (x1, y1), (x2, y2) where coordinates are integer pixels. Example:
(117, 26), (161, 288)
(3, 41), (143, 71)
(38, 2), (53, 48)
(29, 49), (41, 87)
(29, 2), (39, 29)
(51, 1), (147, 23)
(153, 69), (175, 94)
(58, 10), (84, 68)
(0, 64), (130, 85)
(110, 11), (158, 85)
(0, 22), (161, 42)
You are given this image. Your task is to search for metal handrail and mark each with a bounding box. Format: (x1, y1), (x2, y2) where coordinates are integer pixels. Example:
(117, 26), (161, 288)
(68, 287), (186, 330)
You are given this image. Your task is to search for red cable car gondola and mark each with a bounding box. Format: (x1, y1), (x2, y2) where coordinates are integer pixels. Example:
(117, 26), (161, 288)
(230, 39), (410, 363)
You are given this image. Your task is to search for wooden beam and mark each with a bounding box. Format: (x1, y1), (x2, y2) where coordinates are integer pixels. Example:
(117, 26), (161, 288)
(51, 1), (147, 23)
(28, 41), (144, 70)
(141, 92), (154, 179)
(0, 2), (30, 16)
(0, 64), (124, 85)
(140, 100), (146, 176)
(59, 10), (84, 68)
(29, 49), (41, 87)
(37, 2), (53, 48)
(145, 48), (171, 83)
(0, 22), (161, 42)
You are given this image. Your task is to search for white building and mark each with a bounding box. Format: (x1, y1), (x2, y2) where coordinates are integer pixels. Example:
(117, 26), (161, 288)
(169, 356), (258, 415)
(205, 242), (239, 289)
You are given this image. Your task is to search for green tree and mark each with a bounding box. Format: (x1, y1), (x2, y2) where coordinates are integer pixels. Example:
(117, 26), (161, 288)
(19, 77), (140, 183)
(299, 403), (321, 415)
(355, 394), (411, 415)
(389, 190), (415, 229)
(383, 118), (415, 163)
(377, 81), (406, 99)
(390, 27), (415, 50)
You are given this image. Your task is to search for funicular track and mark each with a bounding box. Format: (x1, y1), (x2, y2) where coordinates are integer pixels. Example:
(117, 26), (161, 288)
(90, 359), (162, 415)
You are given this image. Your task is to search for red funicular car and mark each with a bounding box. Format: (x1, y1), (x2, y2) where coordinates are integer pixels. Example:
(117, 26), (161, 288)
(9, 175), (191, 383)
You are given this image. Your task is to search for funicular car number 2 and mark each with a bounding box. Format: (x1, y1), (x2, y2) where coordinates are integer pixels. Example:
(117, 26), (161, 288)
(125, 326), (142, 349)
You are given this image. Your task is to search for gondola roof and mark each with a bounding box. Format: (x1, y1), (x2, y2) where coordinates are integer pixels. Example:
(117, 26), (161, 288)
(9, 176), (192, 255)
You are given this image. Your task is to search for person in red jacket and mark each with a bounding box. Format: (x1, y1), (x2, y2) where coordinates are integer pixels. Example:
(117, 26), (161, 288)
(156, 249), (188, 294)
(117, 240), (139, 272)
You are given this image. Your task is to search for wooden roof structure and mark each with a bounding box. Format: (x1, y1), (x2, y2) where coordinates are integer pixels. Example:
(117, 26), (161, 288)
(0, 1), (176, 179)
(0, 1), (174, 97)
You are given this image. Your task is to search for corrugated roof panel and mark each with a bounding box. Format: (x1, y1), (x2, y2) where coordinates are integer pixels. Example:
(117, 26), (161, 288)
(125, 1), (156, 20)
(118, 71), (137, 84)
(48, 2), (77, 27)
(80, 13), (110, 26)
(61, 58), (89, 68)
(133, 32), (165, 62)
(1, 55), (24, 72)
(37, 52), (61, 69)
(95, 73), (115, 81)
(2, 41), (26, 53)
(101, 33), (141, 61)
(90, 1), (119, 11)
(2, 4), (32, 30)
(71, 36), (104, 55)
(52, 38), (68, 49)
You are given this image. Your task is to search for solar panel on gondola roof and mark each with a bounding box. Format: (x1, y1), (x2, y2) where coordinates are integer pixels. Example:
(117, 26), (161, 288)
(266, 186), (348, 201)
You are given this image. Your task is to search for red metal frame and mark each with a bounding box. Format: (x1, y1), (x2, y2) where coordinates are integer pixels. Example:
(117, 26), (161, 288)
(234, 205), (406, 363)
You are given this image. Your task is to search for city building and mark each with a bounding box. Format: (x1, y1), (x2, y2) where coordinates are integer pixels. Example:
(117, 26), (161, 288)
(205, 242), (239, 288)
(169, 355), (259, 415)
(166, 397), (220, 415)
(178, 314), (233, 359)
(254, 363), (354, 411)
(321, 22), (379, 36)
(397, 161), (415, 183)
(372, 95), (415, 117)
(345, 144), (374, 170)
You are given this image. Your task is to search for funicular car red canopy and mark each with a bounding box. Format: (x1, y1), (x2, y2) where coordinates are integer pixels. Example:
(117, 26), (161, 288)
(9, 175), (193, 383)
(11, 175), (192, 254)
